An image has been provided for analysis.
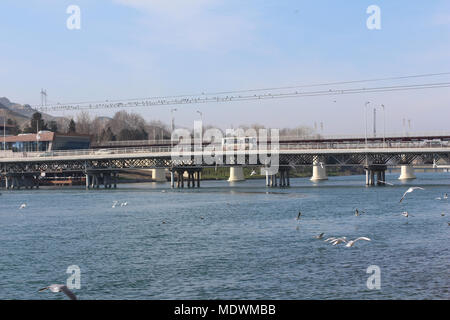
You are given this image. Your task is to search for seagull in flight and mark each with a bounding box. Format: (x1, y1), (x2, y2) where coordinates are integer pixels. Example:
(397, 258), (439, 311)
(329, 237), (348, 246)
(314, 232), (325, 239)
(355, 209), (366, 216)
(400, 187), (425, 203)
(345, 237), (371, 247)
(401, 211), (412, 218)
(250, 170), (257, 176)
(19, 203), (27, 209)
(379, 180), (394, 186)
(296, 211), (302, 220)
(38, 284), (77, 300)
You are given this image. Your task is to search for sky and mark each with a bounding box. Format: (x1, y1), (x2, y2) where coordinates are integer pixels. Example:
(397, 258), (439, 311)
(0, 0), (449, 135)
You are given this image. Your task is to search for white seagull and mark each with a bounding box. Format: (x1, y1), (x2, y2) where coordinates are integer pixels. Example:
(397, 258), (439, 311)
(120, 202), (128, 207)
(19, 203), (27, 209)
(399, 187), (425, 203)
(345, 237), (371, 247)
(38, 284), (77, 300)
(401, 211), (412, 218)
(324, 237), (347, 245)
(250, 170), (257, 176)
(112, 201), (118, 208)
(314, 232), (325, 239)
(379, 180), (394, 186)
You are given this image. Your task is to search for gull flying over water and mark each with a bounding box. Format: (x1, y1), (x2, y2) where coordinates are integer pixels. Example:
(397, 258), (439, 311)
(355, 209), (366, 216)
(399, 187), (425, 203)
(401, 211), (412, 218)
(314, 232), (324, 239)
(38, 284), (77, 300)
(296, 211), (302, 220)
(345, 237), (371, 247)
(19, 203), (27, 209)
(379, 180), (394, 186)
(250, 170), (257, 176)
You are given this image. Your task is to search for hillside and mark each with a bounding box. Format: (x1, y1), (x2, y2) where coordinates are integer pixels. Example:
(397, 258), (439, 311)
(0, 97), (55, 125)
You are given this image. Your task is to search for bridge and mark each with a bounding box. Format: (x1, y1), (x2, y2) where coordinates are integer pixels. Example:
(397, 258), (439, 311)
(1, 133), (449, 189)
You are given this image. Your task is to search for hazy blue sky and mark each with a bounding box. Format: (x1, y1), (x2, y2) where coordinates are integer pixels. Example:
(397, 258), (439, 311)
(1, 0), (449, 134)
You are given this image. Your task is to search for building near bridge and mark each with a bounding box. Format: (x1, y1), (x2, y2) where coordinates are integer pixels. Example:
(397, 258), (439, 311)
(0, 131), (91, 152)
(0, 121), (14, 136)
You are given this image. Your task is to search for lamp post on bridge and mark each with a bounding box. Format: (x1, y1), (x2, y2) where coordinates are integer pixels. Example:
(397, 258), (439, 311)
(170, 108), (177, 149)
(381, 104), (386, 147)
(364, 101), (370, 148)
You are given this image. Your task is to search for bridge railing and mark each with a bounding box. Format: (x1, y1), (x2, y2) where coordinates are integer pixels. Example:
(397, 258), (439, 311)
(0, 140), (449, 159)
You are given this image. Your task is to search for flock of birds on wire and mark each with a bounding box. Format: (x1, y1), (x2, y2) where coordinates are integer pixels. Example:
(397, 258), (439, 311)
(10, 184), (449, 300)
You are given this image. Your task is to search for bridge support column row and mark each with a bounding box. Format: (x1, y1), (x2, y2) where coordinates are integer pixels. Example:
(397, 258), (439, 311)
(171, 168), (202, 188)
(365, 165), (387, 186)
(3, 174), (39, 189)
(86, 172), (118, 189)
(266, 167), (290, 188)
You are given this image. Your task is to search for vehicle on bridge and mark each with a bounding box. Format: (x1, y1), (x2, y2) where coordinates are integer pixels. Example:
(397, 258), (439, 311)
(222, 137), (257, 151)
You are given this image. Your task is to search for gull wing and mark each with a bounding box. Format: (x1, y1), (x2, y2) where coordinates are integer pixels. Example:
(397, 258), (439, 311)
(354, 237), (371, 242)
(60, 286), (77, 300)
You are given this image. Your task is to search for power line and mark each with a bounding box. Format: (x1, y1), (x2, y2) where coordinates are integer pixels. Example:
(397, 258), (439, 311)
(32, 71), (450, 108)
(34, 81), (450, 112)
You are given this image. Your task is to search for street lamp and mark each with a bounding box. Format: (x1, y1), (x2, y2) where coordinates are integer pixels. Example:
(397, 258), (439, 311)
(196, 110), (203, 122)
(364, 101), (370, 148)
(170, 108), (177, 148)
(381, 104), (386, 147)
(2, 110), (6, 151)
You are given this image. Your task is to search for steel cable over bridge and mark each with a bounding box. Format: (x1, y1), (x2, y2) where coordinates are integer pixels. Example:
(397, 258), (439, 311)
(1, 139), (450, 189)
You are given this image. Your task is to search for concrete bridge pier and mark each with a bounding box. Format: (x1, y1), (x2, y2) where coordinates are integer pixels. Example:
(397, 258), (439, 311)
(311, 158), (328, 181)
(399, 165), (416, 180)
(152, 168), (166, 182)
(228, 166), (245, 182)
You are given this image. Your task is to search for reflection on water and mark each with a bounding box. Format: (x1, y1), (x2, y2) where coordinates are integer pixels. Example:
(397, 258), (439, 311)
(0, 172), (449, 299)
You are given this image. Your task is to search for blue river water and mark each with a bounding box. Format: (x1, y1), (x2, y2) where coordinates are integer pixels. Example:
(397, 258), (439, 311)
(0, 172), (449, 300)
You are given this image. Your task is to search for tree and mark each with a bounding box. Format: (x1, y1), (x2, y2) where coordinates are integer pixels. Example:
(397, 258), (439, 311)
(68, 119), (76, 133)
(24, 112), (47, 133)
(99, 127), (116, 142)
(48, 120), (58, 133)
(6, 118), (20, 135)
(76, 111), (91, 134)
